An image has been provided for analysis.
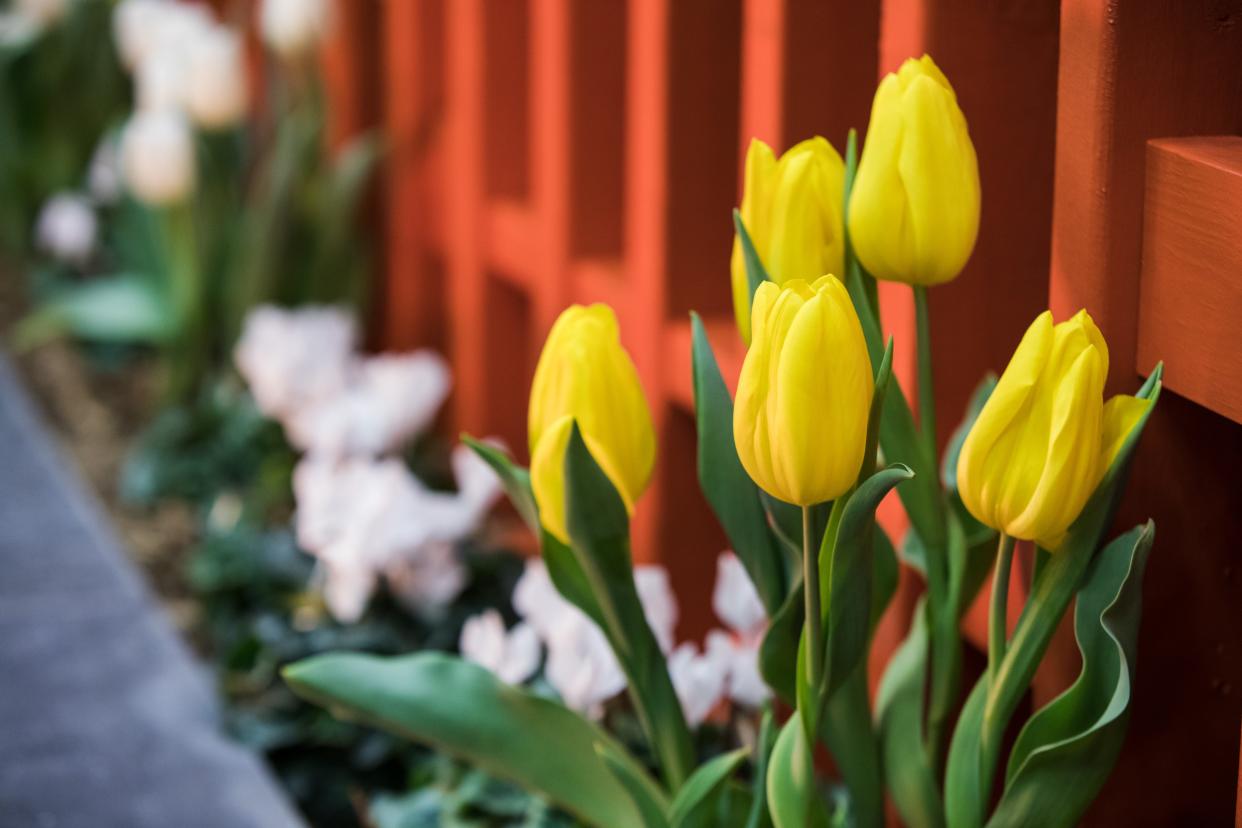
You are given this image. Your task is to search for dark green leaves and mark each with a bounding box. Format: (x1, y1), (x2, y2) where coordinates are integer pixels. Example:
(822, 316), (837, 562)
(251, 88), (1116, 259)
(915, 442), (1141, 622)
(283, 653), (651, 828)
(563, 424), (696, 790)
(690, 312), (788, 613)
(988, 523), (1154, 828)
(732, 209), (769, 309)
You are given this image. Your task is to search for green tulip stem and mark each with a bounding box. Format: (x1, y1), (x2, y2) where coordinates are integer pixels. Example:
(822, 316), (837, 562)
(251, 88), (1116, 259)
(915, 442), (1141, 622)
(913, 285), (937, 458)
(988, 533), (1017, 688)
(802, 506), (824, 697)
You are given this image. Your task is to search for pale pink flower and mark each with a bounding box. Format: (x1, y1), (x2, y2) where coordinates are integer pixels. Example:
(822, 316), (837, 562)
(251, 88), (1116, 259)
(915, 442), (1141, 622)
(459, 610), (540, 686)
(285, 351), (451, 459)
(35, 192), (96, 265)
(668, 639), (729, 726)
(713, 552), (767, 637)
(234, 305), (356, 421)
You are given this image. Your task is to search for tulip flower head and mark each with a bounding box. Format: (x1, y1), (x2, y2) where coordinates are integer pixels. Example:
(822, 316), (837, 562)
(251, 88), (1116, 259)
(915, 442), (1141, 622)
(848, 54), (980, 287)
(730, 137), (845, 343)
(120, 110), (196, 206)
(528, 304), (656, 543)
(733, 275), (874, 506)
(956, 310), (1150, 550)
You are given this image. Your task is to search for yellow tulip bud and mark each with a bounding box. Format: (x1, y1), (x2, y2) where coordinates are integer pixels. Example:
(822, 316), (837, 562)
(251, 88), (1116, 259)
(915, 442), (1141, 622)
(733, 275), (874, 506)
(528, 304), (656, 542)
(730, 137), (846, 343)
(956, 310), (1151, 550)
(848, 54), (980, 286)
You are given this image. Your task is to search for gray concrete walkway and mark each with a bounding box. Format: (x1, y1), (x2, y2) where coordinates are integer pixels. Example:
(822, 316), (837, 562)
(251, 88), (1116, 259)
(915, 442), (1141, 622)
(0, 354), (302, 828)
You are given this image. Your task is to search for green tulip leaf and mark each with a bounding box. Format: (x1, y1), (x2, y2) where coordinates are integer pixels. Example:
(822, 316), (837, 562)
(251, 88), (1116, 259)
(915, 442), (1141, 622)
(462, 435), (539, 532)
(690, 312), (788, 612)
(870, 524), (898, 631)
(941, 373), (996, 492)
(876, 599), (944, 828)
(13, 275), (174, 350)
(564, 423), (696, 789)
(767, 712), (831, 828)
(819, 464), (913, 698)
(461, 435), (605, 626)
(944, 368), (1163, 828)
(283, 652), (650, 828)
(745, 707), (777, 828)
(668, 748), (749, 828)
(820, 667), (885, 828)
(987, 522), (1154, 828)
(597, 742), (673, 828)
(732, 209), (769, 306)
(759, 579), (803, 705)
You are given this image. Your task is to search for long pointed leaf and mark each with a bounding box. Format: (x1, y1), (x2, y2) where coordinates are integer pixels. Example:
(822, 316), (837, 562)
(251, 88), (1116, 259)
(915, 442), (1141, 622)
(283, 653), (649, 828)
(669, 748), (749, 828)
(564, 423), (695, 789)
(690, 312), (787, 612)
(988, 523), (1155, 827)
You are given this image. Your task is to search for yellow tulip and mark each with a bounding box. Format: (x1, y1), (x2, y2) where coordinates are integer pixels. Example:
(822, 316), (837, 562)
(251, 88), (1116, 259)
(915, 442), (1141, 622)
(730, 137), (845, 343)
(528, 304), (655, 543)
(733, 275), (873, 506)
(848, 54), (980, 286)
(956, 310), (1150, 550)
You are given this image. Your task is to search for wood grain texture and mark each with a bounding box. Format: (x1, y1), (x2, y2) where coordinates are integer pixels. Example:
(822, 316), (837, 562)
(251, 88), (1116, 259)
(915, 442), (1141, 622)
(1138, 137), (1242, 425)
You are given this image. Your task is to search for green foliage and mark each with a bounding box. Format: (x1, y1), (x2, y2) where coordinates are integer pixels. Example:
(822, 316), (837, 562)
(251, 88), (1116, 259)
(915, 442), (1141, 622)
(0, 0), (128, 256)
(285, 652), (650, 828)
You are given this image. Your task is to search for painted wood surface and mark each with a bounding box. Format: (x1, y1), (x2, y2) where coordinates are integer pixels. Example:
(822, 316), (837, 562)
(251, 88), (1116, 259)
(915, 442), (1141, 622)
(316, 0), (1242, 820)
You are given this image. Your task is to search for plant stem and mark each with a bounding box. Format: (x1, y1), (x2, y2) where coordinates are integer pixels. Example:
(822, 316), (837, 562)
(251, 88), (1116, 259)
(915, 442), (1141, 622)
(914, 284), (936, 458)
(803, 506), (824, 695)
(988, 533), (1017, 688)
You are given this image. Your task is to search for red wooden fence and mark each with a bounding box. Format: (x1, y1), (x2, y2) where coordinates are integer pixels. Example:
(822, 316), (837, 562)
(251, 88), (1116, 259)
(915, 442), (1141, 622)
(320, 1), (1242, 823)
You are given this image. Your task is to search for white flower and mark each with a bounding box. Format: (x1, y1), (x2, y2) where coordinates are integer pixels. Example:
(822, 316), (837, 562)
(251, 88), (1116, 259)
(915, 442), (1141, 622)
(34, 192), (96, 265)
(387, 541), (467, 618)
(635, 565), (678, 654)
(259, 0), (329, 60)
(88, 136), (123, 205)
(14, 0), (70, 27)
(708, 629), (769, 709)
(285, 351), (451, 458)
(234, 305), (356, 420)
(668, 639), (729, 727)
(544, 612), (627, 718)
(136, 47), (187, 112)
(511, 559), (624, 716)
(113, 0), (211, 71)
(120, 110), (196, 205)
(713, 552), (767, 637)
(183, 25), (247, 129)
(292, 447), (500, 623)
(460, 610), (541, 686)
(315, 559), (376, 625)
(0, 12), (39, 46)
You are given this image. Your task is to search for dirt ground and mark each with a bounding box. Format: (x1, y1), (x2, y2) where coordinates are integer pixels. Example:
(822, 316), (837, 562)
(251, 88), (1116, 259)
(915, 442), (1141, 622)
(0, 267), (201, 635)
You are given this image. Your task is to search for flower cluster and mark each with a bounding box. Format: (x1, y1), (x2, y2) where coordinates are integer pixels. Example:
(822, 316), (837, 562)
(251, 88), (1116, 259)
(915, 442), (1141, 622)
(235, 305), (497, 622)
(461, 552), (769, 727)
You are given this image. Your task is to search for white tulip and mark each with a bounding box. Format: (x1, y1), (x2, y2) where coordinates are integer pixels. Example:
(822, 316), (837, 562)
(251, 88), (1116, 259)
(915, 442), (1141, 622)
(183, 25), (248, 129)
(15, 0), (70, 27)
(234, 305), (356, 419)
(120, 110), (196, 205)
(712, 552), (767, 637)
(459, 610), (541, 686)
(135, 47), (186, 112)
(35, 192), (96, 265)
(707, 629), (770, 709)
(259, 0), (330, 60)
(113, 0), (210, 71)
